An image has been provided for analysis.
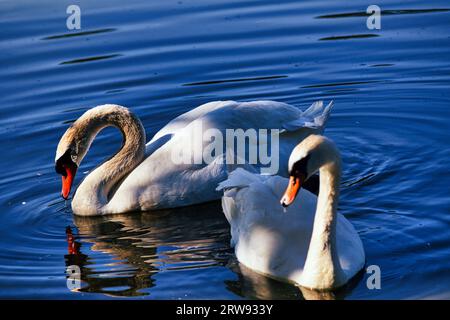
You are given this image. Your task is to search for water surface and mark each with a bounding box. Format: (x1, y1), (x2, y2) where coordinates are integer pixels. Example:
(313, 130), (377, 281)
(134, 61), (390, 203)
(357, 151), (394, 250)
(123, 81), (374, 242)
(1, 0), (450, 299)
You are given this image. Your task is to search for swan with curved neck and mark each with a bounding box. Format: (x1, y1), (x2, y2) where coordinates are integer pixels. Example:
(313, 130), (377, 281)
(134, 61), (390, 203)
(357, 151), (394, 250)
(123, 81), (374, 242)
(55, 105), (145, 214)
(55, 101), (333, 216)
(218, 134), (365, 291)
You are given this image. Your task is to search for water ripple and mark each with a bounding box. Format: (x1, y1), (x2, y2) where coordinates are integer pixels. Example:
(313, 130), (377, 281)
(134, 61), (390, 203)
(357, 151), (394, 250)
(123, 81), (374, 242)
(59, 54), (122, 65)
(319, 34), (380, 41)
(316, 8), (450, 19)
(183, 75), (287, 86)
(42, 28), (116, 40)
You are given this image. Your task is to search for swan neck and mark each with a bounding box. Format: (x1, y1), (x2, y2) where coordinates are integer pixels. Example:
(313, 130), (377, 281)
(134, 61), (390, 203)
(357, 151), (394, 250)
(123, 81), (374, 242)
(316, 162), (340, 253)
(301, 158), (346, 289)
(73, 106), (146, 214)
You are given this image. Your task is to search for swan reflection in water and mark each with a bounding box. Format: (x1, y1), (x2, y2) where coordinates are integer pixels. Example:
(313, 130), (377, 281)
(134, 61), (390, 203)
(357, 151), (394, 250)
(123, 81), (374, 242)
(64, 226), (155, 296)
(64, 201), (361, 299)
(64, 202), (230, 297)
(227, 259), (363, 300)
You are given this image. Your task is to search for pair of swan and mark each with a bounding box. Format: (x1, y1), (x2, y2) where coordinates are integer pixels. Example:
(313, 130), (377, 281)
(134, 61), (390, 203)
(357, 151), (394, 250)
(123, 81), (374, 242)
(55, 100), (364, 290)
(55, 100), (331, 215)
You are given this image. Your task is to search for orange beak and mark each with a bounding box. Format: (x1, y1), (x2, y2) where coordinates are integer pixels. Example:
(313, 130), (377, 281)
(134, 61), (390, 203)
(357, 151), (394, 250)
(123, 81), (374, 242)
(280, 174), (305, 207)
(61, 163), (77, 199)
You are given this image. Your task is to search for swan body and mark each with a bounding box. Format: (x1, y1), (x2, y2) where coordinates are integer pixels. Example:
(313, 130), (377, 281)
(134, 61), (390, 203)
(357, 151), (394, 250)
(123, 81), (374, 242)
(217, 135), (365, 290)
(55, 100), (332, 216)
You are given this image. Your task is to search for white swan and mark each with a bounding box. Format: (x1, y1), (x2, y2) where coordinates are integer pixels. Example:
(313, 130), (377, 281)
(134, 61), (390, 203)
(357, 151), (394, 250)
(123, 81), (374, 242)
(55, 100), (332, 216)
(217, 134), (365, 291)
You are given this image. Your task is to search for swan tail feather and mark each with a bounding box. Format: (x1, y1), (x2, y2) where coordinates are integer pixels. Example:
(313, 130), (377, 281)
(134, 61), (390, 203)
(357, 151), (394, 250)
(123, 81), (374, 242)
(216, 168), (261, 192)
(282, 100), (333, 132)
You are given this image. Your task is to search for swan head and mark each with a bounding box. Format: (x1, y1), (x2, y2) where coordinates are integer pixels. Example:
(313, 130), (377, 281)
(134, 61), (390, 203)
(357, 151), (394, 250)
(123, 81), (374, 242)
(55, 122), (91, 199)
(55, 104), (144, 202)
(280, 134), (340, 207)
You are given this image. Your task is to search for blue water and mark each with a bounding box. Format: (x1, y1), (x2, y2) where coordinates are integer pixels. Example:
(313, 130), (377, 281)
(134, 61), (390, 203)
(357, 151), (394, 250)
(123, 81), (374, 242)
(1, 0), (449, 299)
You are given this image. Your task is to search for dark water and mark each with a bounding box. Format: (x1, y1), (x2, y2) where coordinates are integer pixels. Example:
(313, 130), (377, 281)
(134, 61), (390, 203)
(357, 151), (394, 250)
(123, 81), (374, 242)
(1, 0), (449, 299)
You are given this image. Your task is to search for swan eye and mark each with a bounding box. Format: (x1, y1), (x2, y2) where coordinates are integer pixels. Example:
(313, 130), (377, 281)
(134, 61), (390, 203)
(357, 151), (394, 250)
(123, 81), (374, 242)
(289, 154), (310, 178)
(55, 149), (77, 176)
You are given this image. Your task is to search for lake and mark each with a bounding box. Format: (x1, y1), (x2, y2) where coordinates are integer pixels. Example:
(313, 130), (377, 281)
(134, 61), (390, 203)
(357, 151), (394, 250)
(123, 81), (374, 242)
(0, 0), (449, 299)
